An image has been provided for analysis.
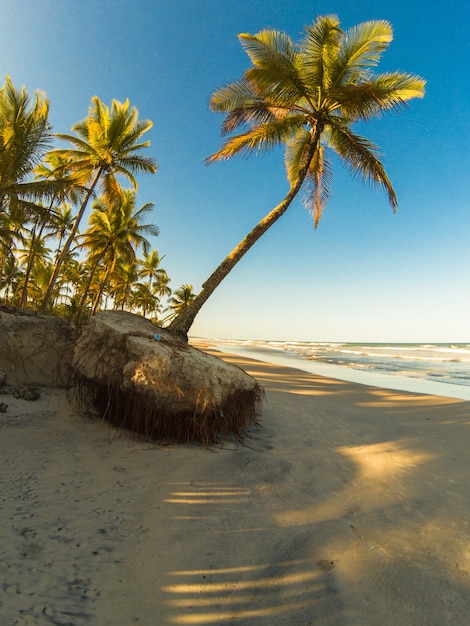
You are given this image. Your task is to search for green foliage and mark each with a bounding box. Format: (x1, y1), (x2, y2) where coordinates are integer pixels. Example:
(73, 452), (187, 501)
(0, 79), (171, 322)
(170, 14), (425, 335)
(207, 15), (425, 226)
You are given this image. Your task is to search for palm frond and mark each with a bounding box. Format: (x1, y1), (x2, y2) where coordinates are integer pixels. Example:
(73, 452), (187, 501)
(239, 29), (298, 71)
(300, 15), (342, 91)
(205, 115), (304, 163)
(284, 128), (331, 226)
(210, 79), (289, 135)
(304, 145), (333, 227)
(330, 20), (393, 88)
(327, 122), (397, 209)
(239, 30), (310, 108)
(54, 134), (100, 156)
(245, 67), (307, 107)
(116, 155), (157, 176)
(284, 127), (315, 186)
(335, 72), (426, 120)
(210, 80), (260, 113)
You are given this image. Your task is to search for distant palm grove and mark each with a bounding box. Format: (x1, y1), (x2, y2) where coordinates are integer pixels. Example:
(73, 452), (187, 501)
(0, 76), (192, 323)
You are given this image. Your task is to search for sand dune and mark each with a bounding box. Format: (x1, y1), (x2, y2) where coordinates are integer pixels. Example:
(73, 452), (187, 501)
(1, 344), (469, 625)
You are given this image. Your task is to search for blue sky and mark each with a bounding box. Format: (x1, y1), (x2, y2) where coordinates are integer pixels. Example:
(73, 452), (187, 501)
(2, 0), (469, 341)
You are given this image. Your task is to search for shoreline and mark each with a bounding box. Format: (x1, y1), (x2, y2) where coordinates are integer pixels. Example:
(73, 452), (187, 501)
(1, 345), (469, 624)
(199, 338), (470, 402)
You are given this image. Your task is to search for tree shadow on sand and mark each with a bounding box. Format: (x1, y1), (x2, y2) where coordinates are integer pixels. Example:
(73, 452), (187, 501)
(159, 357), (470, 625)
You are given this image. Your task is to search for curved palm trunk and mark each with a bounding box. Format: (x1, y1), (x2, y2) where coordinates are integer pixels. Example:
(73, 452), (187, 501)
(40, 167), (104, 312)
(169, 137), (319, 337)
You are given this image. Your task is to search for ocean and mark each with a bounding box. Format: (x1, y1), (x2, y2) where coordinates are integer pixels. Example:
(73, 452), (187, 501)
(209, 340), (470, 401)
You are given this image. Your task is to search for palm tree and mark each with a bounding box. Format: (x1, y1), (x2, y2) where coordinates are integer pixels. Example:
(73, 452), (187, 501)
(0, 76), (58, 214)
(169, 15), (425, 336)
(41, 96), (157, 311)
(0, 203), (22, 276)
(129, 281), (161, 318)
(0, 254), (21, 303)
(78, 188), (159, 317)
(110, 260), (140, 311)
(0, 76), (66, 285)
(49, 203), (74, 260)
(166, 284), (196, 321)
(17, 222), (53, 307)
(138, 249), (170, 294)
(153, 271), (172, 300)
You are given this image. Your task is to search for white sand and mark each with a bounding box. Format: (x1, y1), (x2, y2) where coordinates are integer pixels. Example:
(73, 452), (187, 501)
(1, 344), (469, 625)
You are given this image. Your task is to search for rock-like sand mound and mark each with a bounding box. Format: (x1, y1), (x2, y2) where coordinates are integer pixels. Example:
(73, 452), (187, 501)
(69, 311), (264, 444)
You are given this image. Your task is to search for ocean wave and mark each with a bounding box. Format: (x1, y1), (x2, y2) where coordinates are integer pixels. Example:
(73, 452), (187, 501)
(238, 340), (470, 390)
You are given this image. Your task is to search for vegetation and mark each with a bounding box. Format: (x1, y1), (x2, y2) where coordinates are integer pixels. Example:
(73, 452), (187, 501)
(0, 77), (187, 324)
(0, 15), (426, 335)
(169, 15), (426, 335)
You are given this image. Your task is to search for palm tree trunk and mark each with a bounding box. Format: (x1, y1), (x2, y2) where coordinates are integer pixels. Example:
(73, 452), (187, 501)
(169, 137), (319, 337)
(19, 219), (42, 309)
(40, 167), (104, 312)
(76, 256), (103, 322)
(91, 264), (112, 315)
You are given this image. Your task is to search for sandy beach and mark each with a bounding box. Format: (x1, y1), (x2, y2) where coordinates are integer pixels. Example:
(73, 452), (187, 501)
(1, 342), (469, 625)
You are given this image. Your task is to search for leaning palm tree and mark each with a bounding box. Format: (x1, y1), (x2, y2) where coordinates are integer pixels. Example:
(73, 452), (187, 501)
(41, 96), (157, 311)
(169, 15), (425, 336)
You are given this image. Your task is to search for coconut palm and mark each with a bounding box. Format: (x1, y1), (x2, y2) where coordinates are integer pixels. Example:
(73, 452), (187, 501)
(78, 188), (159, 317)
(138, 249), (170, 295)
(41, 96), (157, 311)
(0, 254), (21, 302)
(0, 76), (59, 214)
(166, 284), (196, 321)
(169, 15), (425, 336)
(129, 281), (161, 318)
(153, 271), (172, 300)
(49, 203), (74, 260)
(110, 260), (140, 311)
(0, 76), (65, 284)
(16, 222), (53, 307)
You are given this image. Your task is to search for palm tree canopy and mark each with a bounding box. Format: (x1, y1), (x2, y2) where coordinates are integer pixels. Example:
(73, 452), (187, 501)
(138, 249), (170, 294)
(169, 15), (425, 337)
(207, 15), (425, 226)
(40, 96), (157, 312)
(50, 96), (158, 202)
(167, 284), (196, 315)
(82, 188), (159, 268)
(0, 75), (63, 208)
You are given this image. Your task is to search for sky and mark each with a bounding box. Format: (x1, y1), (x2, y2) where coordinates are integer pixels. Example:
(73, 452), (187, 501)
(1, 0), (469, 342)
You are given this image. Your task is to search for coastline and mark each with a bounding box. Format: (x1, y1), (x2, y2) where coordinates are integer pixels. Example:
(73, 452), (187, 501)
(203, 339), (470, 402)
(1, 343), (469, 624)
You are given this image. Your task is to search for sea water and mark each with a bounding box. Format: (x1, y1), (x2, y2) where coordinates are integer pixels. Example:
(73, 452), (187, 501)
(209, 340), (470, 402)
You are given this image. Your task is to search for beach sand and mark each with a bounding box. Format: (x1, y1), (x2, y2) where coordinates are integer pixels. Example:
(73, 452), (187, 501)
(1, 342), (469, 625)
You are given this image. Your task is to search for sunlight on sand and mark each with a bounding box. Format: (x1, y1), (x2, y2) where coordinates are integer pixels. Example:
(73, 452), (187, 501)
(355, 388), (464, 408)
(337, 440), (436, 478)
(275, 439), (436, 527)
(163, 558), (323, 623)
(164, 486), (251, 505)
